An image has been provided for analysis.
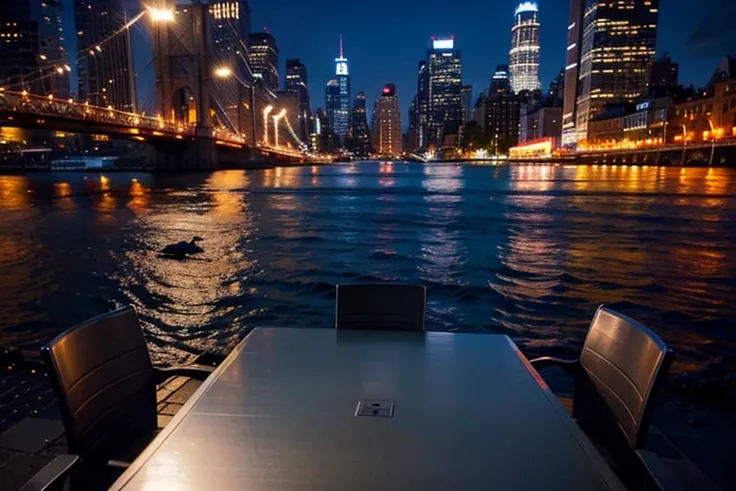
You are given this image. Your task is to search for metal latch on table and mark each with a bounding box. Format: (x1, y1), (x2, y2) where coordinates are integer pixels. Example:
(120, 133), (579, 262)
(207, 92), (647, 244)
(355, 400), (395, 418)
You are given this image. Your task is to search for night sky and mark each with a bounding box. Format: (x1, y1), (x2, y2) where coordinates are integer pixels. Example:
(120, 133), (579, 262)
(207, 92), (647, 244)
(62, 0), (736, 124)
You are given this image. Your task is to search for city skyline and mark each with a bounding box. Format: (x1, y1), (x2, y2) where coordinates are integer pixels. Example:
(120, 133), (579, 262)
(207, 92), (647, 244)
(54, 0), (734, 132)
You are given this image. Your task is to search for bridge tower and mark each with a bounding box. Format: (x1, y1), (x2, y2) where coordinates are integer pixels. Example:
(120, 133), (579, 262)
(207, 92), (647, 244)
(151, 0), (217, 169)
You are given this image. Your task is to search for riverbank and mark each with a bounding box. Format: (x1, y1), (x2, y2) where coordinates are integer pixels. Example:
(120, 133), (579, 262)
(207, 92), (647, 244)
(0, 159), (334, 174)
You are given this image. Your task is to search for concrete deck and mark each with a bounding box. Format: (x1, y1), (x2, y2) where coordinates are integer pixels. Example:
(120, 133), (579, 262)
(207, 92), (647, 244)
(0, 374), (202, 491)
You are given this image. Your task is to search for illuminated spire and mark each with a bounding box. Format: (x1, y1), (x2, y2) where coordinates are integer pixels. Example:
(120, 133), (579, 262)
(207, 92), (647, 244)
(335, 33), (348, 75)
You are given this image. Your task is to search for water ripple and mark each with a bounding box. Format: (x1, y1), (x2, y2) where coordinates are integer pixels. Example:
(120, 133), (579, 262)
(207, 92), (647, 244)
(0, 164), (734, 368)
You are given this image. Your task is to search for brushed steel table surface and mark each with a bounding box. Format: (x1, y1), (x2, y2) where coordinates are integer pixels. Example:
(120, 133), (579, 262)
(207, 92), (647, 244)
(111, 328), (625, 491)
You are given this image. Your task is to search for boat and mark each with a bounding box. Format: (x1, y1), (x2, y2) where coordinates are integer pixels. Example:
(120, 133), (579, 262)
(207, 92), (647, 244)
(50, 156), (119, 171)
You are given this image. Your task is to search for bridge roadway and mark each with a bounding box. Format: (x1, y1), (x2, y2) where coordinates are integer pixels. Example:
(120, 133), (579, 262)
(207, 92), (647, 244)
(0, 90), (319, 168)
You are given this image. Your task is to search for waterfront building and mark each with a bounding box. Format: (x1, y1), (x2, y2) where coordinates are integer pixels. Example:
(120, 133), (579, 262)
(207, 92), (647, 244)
(285, 59), (311, 143)
(248, 31), (279, 90)
(666, 56), (736, 144)
(332, 35), (351, 143)
(0, 0), (68, 97)
(519, 90), (543, 143)
(348, 91), (371, 156)
(572, 0), (660, 145)
(523, 107), (563, 146)
(509, 2), (541, 94)
(375, 84), (402, 156)
(426, 37), (463, 148)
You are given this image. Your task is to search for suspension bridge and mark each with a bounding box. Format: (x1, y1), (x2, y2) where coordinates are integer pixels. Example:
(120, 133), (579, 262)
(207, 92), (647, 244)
(0, 1), (330, 169)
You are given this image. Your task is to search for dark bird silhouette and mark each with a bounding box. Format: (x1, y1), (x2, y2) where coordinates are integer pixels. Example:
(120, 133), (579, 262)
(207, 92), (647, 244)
(161, 236), (204, 259)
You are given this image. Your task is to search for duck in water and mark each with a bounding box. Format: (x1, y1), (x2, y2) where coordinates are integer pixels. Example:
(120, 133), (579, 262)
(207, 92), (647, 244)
(161, 236), (204, 259)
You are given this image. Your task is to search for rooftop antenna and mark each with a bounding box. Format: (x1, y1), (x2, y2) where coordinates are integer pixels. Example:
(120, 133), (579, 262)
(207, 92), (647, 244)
(339, 33), (344, 58)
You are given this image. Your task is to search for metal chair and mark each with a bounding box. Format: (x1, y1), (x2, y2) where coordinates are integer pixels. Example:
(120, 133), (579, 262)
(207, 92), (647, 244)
(20, 307), (214, 491)
(531, 305), (676, 490)
(335, 284), (427, 331)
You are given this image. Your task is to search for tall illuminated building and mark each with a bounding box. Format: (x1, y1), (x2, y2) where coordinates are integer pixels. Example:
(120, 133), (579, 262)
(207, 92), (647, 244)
(325, 79), (340, 134)
(427, 37), (463, 147)
(210, 0), (251, 60)
(416, 60), (429, 149)
(485, 65), (520, 154)
(461, 85), (473, 122)
(509, 2), (540, 94)
(572, 0), (659, 145)
(285, 59), (311, 142)
(375, 84), (402, 156)
(561, 0), (583, 147)
(248, 31), (279, 90)
(0, 1), (68, 97)
(348, 91), (371, 156)
(332, 34), (351, 143)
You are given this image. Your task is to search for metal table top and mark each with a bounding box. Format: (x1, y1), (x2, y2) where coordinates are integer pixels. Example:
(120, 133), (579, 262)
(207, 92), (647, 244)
(111, 328), (625, 491)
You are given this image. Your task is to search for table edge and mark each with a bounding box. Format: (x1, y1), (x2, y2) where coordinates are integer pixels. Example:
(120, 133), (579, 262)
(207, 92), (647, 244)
(109, 328), (260, 490)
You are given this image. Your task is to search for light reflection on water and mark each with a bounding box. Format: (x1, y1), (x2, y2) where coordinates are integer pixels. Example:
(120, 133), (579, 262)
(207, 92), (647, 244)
(0, 163), (734, 368)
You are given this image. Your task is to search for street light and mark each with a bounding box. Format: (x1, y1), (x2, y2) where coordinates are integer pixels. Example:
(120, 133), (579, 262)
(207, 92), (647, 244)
(147, 6), (175, 22)
(215, 67), (233, 78)
(273, 109), (286, 148)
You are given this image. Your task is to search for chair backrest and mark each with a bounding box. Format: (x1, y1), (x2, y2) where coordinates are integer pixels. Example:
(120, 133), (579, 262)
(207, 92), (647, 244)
(42, 307), (157, 460)
(577, 306), (674, 451)
(335, 284), (427, 331)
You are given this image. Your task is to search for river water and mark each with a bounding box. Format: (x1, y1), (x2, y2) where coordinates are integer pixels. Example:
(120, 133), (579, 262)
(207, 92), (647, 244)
(1, 162), (734, 368)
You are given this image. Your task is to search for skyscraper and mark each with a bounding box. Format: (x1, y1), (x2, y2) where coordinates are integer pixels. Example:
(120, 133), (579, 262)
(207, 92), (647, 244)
(561, 0), (583, 147)
(0, 1), (68, 97)
(210, 1), (251, 41)
(248, 31), (279, 90)
(416, 60), (429, 149)
(325, 79), (340, 134)
(461, 85), (473, 122)
(490, 64), (511, 94)
(509, 2), (541, 94)
(332, 35), (351, 143)
(427, 37), (463, 148)
(375, 84), (402, 156)
(348, 91), (371, 156)
(572, 0), (660, 144)
(285, 59), (311, 142)
(649, 53), (679, 96)
(74, 1), (132, 110)
(407, 96), (419, 151)
(485, 65), (520, 154)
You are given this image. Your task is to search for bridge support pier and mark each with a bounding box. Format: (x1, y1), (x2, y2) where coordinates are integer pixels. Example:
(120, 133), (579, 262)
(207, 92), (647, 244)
(147, 138), (219, 171)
